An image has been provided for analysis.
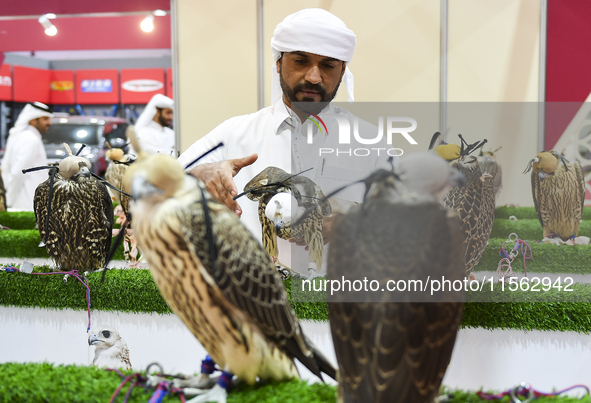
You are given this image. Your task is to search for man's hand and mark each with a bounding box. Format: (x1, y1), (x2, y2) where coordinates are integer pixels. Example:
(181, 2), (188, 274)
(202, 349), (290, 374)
(186, 153), (258, 217)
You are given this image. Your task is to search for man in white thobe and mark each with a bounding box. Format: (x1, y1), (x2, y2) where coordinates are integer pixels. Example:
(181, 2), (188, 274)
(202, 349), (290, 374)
(177, 9), (387, 276)
(130, 94), (175, 156)
(1, 102), (53, 211)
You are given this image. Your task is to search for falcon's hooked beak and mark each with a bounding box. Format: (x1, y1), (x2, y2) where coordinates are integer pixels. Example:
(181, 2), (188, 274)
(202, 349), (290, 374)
(539, 171), (550, 182)
(274, 218), (286, 232)
(88, 334), (101, 346)
(73, 166), (90, 180)
(131, 175), (164, 201)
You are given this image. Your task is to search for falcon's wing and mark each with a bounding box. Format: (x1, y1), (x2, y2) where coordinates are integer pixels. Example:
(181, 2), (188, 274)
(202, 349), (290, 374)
(531, 170), (543, 228)
(328, 199), (465, 403)
(445, 174), (495, 273)
(96, 180), (114, 255)
(33, 177), (50, 239)
(575, 161), (585, 220)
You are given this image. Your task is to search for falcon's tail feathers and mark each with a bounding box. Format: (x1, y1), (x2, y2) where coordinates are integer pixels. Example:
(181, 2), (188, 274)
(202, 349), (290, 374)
(284, 333), (337, 382)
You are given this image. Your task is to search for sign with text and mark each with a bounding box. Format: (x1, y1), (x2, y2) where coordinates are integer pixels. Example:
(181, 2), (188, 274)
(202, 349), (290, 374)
(121, 68), (165, 104)
(49, 70), (75, 104)
(0, 64), (12, 101)
(76, 69), (119, 104)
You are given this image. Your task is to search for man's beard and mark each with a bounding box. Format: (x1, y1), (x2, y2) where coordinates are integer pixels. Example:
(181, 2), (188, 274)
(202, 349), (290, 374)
(158, 114), (172, 128)
(279, 69), (340, 115)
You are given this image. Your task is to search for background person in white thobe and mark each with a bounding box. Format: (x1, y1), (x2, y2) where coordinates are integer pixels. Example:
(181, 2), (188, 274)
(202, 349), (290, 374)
(129, 94), (175, 156)
(177, 9), (387, 276)
(1, 102), (53, 211)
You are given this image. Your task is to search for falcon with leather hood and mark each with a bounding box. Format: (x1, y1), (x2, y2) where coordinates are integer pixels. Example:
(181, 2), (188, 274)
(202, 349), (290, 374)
(31, 143), (113, 278)
(239, 166), (331, 278)
(105, 127), (136, 219)
(430, 133), (496, 276)
(328, 152), (466, 403)
(524, 151), (585, 244)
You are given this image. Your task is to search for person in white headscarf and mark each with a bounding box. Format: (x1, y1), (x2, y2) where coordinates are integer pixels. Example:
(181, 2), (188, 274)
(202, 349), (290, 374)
(129, 94), (174, 156)
(177, 9), (384, 277)
(1, 102), (52, 211)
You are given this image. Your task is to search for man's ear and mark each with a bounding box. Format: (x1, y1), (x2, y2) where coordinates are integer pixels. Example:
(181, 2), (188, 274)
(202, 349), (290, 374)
(340, 62), (346, 79)
(276, 57), (282, 73)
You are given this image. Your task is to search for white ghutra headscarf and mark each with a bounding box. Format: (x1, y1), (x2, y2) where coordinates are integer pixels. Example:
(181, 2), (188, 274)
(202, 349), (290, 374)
(135, 94), (174, 130)
(9, 102), (53, 136)
(270, 8), (357, 105)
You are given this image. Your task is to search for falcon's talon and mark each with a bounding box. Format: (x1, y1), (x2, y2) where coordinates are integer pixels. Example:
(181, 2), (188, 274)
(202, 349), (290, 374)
(63, 274), (70, 284)
(186, 384), (227, 403)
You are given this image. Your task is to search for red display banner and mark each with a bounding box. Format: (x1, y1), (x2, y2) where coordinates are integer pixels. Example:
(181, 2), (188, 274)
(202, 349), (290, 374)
(13, 66), (51, 104)
(166, 68), (173, 99)
(0, 64), (12, 101)
(49, 70), (75, 105)
(76, 69), (119, 105)
(120, 68), (165, 104)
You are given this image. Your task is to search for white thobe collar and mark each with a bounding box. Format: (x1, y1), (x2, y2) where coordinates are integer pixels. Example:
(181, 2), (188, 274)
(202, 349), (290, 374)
(272, 98), (333, 135)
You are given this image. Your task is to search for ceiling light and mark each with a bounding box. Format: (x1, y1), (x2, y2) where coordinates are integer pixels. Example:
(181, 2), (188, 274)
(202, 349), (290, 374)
(153, 10), (167, 17)
(140, 14), (155, 33)
(38, 15), (57, 36)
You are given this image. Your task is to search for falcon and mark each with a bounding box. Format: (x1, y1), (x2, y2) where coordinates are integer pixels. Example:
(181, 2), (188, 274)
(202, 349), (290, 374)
(327, 153), (466, 403)
(123, 154), (336, 403)
(239, 166), (331, 278)
(431, 134), (496, 276)
(89, 325), (132, 371)
(477, 147), (503, 200)
(31, 144), (113, 278)
(524, 151), (585, 244)
(104, 134), (135, 220)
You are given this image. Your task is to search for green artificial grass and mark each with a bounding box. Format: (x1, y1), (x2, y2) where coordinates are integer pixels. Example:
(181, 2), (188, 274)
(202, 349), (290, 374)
(474, 238), (591, 274)
(4, 231), (591, 274)
(0, 211), (37, 230)
(4, 269), (591, 333)
(0, 363), (589, 403)
(490, 218), (591, 240)
(495, 206), (591, 221)
(0, 363), (336, 403)
(0, 267), (170, 314)
(0, 230), (125, 260)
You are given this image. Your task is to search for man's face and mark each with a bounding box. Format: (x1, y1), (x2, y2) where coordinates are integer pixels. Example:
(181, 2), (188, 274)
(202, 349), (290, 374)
(155, 108), (173, 128)
(30, 116), (51, 134)
(278, 51), (346, 114)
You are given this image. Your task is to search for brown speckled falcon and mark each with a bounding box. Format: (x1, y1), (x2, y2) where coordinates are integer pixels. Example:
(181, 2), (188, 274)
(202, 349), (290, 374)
(433, 135), (495, 276)
(104, 141), (134, 219)
(32, 144), (113, 277)
(328, 164), (465, 403)
(524, 151), (585, 243)
(240, 166), (331, 278)
(123, 155), (336, 403)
